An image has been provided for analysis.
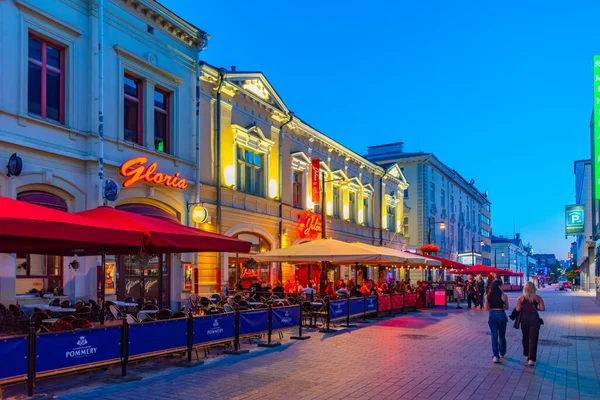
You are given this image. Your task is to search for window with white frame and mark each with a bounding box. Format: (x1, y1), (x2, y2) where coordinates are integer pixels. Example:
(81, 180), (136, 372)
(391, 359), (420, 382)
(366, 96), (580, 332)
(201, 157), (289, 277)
(430, 182), (435, 202)
(387, 205), (397, 232)
(236, 147), (264, 196)
(403, 216), (409, 236)
(363, 195), (372, 227)
(332, 185), (340, 218)
(349, 191), (357, 222)
(292, 169), (303, 209)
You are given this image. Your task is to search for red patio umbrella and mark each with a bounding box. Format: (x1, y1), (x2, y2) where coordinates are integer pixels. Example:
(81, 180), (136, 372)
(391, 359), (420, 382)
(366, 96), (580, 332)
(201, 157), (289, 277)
(77, 207), (250, 254)
(417, 253), (470, 270)
(457, 265), (514, 276)
(0, 196), (143, 255)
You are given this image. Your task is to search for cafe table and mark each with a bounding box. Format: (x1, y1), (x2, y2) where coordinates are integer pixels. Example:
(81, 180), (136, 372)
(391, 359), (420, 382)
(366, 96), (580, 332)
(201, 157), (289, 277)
(21, 303), (51, 310)
(41, 318), (59, 325)
(113, 301), (138, 307)
(246, 301), (263, 308)
(49, 307), (77, 313)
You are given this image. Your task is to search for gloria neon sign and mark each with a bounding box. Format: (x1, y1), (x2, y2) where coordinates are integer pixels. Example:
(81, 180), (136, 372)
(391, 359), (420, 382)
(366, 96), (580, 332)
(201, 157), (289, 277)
(297, 211), (322, 239)
(119, 157), (188, 189)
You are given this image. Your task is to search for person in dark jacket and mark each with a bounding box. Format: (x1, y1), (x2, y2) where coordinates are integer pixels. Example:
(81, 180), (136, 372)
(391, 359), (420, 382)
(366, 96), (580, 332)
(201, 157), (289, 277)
(465, 275), (476, 309)
(272, 281), (285, 298)
(475, 274), (485, 309)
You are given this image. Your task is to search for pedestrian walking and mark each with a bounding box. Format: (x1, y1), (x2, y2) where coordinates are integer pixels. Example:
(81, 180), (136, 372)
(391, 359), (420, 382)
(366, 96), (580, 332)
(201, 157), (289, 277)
(465, 275), (476, 309)
(475, 274), (485, 309)
(485, 272), (497, 294)
(454, 275), (465, 309)
(486, 279), (508, 363)
(515, 282), (545, 366)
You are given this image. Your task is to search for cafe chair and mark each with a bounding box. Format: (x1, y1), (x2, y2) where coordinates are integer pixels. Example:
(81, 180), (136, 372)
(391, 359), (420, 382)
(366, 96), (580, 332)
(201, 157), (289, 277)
(56, 316), (74, 332)
(210, 294), (222, 303)
(124, 296), (134, 303)
(74, 301), (84, 310)
(223, 304), (234, 313)
(109, 305), (125, 320)
(76, 297), (85, 304)
(75, 305), (92, 320)
(142, 303), (159, 311)
(172, 311), (187, 319)
(71, 318), (93, 330)
(137, 311), (155, 322)
(149, 298), (158, 305)
(60, 300), (71, 308)
(135, 297), (146, 309)
(49, 298), (61, 307)
(156, 309), (172, 320)
(88, 299), (100, 322)
(125, 314), (139, 325)
(30, 312), (51, 333)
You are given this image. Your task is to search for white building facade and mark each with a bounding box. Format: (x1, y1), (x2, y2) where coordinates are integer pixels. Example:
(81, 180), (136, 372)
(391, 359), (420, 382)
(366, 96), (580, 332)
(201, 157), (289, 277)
(0, 0), (208, 307)
(364, 143), (492, 264)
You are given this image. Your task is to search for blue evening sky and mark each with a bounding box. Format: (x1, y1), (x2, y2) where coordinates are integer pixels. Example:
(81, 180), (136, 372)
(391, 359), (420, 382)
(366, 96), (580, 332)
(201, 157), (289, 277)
(164, 0), (600, 259)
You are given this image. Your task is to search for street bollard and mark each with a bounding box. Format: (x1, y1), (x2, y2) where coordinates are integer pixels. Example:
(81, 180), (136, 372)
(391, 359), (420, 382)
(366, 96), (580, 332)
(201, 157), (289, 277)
(27, 320), (36, 397)
(291, 305), (310, 340)
(259, 304), (281, 347)
(121, 318), (128, 377)
(224, 308), (249, 355)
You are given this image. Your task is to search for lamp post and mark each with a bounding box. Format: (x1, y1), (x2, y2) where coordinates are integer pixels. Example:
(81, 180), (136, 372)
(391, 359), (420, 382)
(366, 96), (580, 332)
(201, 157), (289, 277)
(427, 219), (446, 245)
(318, 172), (348, 292)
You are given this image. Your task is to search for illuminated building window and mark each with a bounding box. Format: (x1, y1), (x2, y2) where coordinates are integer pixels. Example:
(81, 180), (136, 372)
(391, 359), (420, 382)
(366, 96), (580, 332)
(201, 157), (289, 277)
(332, 186), (340, 218)
(28, 35), (65, 124)
(441, 188), (446, 207)
(429, 216), (435, 241)
(154, 89), (170, 153)
(236, 146), (264, 196)
(292, 170), (303, 209)
(403, 216), (409, 236)
(363, 196), (372, 227)
(124, 75), (143, 145)
(430, 182), (435, 202)
(387, 205), (397, 232)
(450, 195), (455, 214)
(349, 191), (357, 223)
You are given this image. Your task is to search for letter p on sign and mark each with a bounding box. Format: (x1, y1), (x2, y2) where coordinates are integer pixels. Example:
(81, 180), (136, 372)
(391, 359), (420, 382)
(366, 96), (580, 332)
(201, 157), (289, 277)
(568, 210), (583, 225)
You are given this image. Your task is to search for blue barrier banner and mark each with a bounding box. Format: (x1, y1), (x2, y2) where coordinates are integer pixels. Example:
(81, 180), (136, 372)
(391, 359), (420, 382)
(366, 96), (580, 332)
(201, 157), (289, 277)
(129, 319), (187, 358)
(240, 309), (269, 336)
(36, 327), (120, 374)
(193, 312), (235, 345)
(272, 306), (300, 331)
(0, 336), (27, 382)
(349, 298), (365, 317)
(329, 300), (348, 321)
(365, 296), (378, 313)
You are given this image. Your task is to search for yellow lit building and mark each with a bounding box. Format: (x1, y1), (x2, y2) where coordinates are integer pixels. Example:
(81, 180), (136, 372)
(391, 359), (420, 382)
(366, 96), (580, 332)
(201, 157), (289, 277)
(194, 64), (409, 293)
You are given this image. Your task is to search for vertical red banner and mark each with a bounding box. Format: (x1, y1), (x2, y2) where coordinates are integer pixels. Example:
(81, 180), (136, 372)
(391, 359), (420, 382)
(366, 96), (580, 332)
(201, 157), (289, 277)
(311, 158), (321, 203)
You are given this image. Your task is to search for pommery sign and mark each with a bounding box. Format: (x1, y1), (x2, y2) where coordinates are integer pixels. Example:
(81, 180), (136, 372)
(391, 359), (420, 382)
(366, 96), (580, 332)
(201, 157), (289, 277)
(119, 157), (188, 189)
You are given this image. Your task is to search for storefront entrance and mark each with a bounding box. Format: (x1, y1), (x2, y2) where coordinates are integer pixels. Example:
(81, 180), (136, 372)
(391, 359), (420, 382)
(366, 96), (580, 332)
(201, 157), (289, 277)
(228, 233), (271, 288)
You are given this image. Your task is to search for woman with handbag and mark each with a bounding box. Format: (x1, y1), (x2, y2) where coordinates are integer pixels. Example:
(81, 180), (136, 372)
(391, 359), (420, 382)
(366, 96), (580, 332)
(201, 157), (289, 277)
(515, 282), (545, 366)
(486, 279), (509, 363)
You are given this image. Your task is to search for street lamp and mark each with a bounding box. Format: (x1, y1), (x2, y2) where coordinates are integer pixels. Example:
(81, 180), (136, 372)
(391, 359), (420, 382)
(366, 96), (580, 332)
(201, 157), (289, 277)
(471, 237), (484, 266)
(427, 219), (445, 244)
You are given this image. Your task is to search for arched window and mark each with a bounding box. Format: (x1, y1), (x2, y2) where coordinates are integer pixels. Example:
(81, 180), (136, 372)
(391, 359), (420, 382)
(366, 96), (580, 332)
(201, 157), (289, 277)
(16, 191), (67, 294)
(228, 233), (272, 288)
(116, 203), (179, 223)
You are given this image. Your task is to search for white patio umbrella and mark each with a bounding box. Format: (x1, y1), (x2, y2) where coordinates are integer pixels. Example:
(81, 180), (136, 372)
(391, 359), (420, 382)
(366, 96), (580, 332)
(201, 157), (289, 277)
(252, 238), (410, 264)
(349, 242), (442, 267)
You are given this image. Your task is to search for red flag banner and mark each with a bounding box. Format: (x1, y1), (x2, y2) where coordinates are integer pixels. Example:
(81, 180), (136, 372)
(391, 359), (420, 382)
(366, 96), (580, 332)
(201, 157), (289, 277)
(311, 158), (321, 203)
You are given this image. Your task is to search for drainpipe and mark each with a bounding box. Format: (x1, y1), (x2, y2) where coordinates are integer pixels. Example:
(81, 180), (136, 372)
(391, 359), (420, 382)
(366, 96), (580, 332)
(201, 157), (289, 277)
(97, 0), (104, 206)
(215, 68), (227, 293)
(278, 112), (294, 283)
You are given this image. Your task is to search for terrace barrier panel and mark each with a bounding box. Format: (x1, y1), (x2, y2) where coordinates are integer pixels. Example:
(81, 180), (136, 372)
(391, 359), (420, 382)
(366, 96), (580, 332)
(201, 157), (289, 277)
(391, 293), (404, 312)
(329, 300), (348, 321)
(378, 294), (391, 313)
(434, 288), (446, 307)
(404, 293), (417, 310)
(193, 312), (235, 346)
(349, 298), (365, 318)
(128, 318), (187, 360)
(36, 327), (121, 377)
(239, 309), (269, 337)
(0, 335), (27, 383)
(365, 296), (378, 315)
(272, 306), (300, 331)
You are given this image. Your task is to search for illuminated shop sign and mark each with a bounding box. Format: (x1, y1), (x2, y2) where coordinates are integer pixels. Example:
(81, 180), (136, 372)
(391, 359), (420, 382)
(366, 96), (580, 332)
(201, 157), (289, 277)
(297, 211), (322, 239)
(119, 157), (188, 189)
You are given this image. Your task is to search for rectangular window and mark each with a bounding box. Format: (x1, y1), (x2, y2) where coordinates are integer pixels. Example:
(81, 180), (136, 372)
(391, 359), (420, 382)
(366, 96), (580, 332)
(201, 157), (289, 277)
(430, 182), (435, 202)
(466, 206), (470, 222)
(349, 191), (357, 222)
(429, 217), (435, 242)
(450, 195), (455, 213)
(236, 147), (264, 196)
(332, 186), (340, 218)
(292, 170), (302, 208)
(480, 214), (490, 225)
(441, 189), (446, 207)
(403, 216), (409, 236)
(404, 188), (409, 199)
(154, 89), (170, 153)
(124, 75), (143, 145)
(363, 196), (371, 227)
(450, 225), (455, 245)
(28, 35), (64, 124)
(16, 254), (62, 294)
(387, 205), (396, 232)
(459, 201), (463, 217)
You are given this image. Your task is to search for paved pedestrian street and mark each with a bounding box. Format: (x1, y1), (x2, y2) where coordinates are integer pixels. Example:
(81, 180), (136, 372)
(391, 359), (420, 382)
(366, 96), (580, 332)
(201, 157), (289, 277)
(22, 288), (600, 400)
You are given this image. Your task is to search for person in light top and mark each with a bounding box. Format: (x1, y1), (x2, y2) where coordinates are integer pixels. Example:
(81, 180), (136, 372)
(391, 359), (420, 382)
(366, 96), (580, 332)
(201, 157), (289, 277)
(336, 283), (350, 299)
(302, 282), (316, 301)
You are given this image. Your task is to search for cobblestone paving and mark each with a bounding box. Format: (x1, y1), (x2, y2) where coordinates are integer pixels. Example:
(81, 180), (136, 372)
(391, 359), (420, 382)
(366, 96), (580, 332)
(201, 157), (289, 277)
(14, 287), (600, 399)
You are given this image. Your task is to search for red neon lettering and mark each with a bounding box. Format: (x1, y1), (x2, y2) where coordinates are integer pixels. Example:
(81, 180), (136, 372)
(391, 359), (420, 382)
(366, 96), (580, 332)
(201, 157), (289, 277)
(119, 157), (188, 190)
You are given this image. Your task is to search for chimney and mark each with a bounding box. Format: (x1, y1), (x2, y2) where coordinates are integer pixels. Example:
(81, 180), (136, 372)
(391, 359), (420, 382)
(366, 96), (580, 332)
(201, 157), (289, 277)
(230, 65), (236, 72)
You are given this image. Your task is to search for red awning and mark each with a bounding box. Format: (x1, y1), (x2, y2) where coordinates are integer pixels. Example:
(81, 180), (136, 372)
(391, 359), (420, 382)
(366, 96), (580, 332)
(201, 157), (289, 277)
(0, 196), (144, 255)
(77, 207), (251, 254)
(417, 253), (470, 270)
(457, 265), (514, 276)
